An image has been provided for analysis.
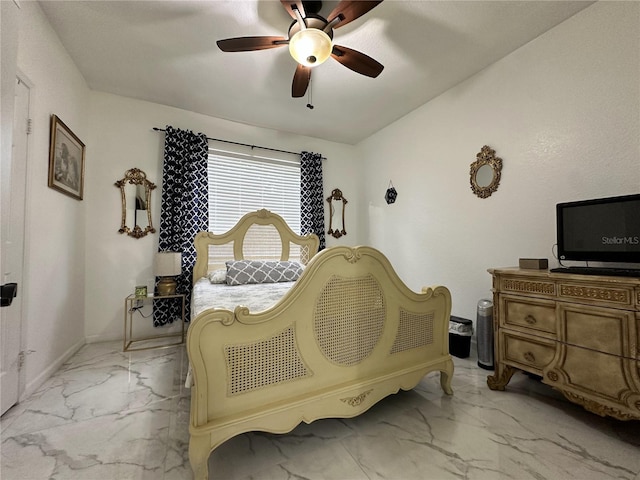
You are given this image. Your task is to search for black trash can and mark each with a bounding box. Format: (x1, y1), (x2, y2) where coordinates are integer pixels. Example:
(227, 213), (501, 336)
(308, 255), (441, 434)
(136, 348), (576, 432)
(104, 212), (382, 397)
(449, 316), (473, 358)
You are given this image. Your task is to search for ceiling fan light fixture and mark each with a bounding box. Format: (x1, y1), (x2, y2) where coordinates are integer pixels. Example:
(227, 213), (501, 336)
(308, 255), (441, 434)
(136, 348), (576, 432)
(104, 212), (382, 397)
(288, 28), (332, 67)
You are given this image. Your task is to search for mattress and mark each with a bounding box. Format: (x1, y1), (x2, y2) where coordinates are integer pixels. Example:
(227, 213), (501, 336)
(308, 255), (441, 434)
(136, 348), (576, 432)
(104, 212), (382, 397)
(191, 277), (296, 319)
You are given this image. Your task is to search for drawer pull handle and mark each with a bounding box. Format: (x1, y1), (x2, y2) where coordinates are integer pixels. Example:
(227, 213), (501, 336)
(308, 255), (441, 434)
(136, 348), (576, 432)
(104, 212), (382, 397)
(524, 315), (537, 325)
(524, 351), (536, 363)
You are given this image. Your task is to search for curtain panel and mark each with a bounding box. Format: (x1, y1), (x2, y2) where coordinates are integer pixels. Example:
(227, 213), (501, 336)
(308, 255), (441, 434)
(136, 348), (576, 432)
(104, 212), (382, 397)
(300, 151), (325, 250)
(154, 126), (209, 326)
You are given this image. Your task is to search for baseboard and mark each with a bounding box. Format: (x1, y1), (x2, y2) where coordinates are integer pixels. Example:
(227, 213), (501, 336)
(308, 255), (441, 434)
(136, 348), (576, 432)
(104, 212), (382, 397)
(21, 338), (86, 401)
(85, 332), (122, 344)
(85, 324), (182, 344)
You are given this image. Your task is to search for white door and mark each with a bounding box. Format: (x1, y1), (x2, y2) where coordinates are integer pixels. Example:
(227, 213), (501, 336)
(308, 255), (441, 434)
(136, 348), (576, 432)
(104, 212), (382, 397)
(1, 76), (29, 415)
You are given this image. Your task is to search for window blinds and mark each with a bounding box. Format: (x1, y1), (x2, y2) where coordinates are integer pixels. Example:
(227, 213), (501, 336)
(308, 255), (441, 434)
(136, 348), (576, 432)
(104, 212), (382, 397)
(207, 150), (301, 235)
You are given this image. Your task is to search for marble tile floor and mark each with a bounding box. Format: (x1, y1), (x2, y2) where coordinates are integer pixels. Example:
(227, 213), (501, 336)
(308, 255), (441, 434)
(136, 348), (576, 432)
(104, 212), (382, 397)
(1, 341), (639, 480)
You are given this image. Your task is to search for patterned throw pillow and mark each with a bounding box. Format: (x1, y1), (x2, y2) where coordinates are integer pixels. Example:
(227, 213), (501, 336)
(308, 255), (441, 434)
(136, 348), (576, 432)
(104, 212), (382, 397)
(225, 260), (304, 286)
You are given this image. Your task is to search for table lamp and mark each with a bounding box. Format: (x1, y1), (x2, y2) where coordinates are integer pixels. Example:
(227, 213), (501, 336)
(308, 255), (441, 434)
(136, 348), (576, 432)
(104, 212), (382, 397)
(155, 252), (182, 295)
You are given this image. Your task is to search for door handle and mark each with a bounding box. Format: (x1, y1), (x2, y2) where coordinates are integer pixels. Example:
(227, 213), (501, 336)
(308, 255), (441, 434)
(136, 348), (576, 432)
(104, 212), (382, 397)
(1, 283), (18, 307)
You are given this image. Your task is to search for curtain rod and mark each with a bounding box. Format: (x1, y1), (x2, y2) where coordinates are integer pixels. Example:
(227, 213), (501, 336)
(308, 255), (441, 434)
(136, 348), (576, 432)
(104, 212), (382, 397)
(152, 127), (326, 160)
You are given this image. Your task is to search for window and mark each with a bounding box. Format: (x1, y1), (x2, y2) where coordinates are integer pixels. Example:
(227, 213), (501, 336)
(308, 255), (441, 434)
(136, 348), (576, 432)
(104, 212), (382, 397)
(207, 150), (301, 234)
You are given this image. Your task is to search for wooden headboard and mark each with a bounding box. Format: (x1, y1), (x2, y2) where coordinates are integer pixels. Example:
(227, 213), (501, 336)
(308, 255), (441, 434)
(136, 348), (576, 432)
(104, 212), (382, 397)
(192, 209), (320, 282)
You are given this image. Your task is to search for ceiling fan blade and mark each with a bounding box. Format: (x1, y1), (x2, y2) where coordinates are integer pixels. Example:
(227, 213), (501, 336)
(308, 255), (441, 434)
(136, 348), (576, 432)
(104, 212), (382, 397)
(217, 36), (287, 52)
(280, 0), (306, 20)
(292, 64), (311, 98)
(328, 1), (383, 29)
(331, 45), (384, 78)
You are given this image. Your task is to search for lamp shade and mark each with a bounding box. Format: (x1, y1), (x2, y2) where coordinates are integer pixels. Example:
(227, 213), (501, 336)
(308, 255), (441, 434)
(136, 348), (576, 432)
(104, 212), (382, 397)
(155, 252), (182, 277)
(288, 28), (332, 67)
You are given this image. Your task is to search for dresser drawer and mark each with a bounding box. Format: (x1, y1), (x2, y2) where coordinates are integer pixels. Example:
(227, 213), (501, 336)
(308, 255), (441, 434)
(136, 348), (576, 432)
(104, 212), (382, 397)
(558, 281), (636, 309)
(498, 275), (556, 299)
(501, 331), (556, 372)
(547, 345), (640, 416)
(501, 296), (556, 337)
(560, 304), (637, 359)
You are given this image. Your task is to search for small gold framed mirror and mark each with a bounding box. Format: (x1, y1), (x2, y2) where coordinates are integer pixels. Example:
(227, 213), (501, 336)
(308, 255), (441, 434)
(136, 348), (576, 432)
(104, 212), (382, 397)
(326, 188), (347, 239)
(115, 168), (156, 238)
(470, 145), (503, 199)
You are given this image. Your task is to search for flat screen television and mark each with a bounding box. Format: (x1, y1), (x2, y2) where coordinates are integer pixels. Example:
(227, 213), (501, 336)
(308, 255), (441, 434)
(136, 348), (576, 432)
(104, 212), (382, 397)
(556, 193), (640, 264)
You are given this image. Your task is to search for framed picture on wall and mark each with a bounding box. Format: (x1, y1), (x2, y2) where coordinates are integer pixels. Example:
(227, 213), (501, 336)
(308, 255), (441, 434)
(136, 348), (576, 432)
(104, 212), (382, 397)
(48, 114), (85, 200)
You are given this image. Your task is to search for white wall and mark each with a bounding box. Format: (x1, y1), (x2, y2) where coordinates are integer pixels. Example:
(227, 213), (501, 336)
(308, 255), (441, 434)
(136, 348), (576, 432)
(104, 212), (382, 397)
(357, 1), (640, 323)
(15, 1), (91, 397)
(84, 92), (360, 342)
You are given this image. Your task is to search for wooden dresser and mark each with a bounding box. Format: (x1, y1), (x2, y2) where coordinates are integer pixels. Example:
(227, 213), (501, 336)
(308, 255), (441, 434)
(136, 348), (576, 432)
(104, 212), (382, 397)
(487, 268), (640, 420)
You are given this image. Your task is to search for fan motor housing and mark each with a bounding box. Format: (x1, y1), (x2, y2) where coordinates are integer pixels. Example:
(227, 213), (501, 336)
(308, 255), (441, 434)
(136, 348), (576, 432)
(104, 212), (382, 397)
(288, 15), (334, 41)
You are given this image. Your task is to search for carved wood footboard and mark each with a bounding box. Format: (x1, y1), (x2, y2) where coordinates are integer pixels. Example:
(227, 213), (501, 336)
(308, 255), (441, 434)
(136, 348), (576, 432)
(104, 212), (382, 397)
(187, 245), (453, 479)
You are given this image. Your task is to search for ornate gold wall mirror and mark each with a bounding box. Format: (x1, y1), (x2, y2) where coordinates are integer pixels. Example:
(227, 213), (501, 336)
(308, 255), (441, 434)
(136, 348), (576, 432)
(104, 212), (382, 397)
(115, 168), (156, 238)
(470, 145), (503, 199)
(326, 188), (347, 239)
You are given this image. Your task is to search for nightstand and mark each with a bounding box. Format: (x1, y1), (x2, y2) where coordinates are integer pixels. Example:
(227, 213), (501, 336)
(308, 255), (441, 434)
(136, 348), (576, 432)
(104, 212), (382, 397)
(123, 293), (186, 351)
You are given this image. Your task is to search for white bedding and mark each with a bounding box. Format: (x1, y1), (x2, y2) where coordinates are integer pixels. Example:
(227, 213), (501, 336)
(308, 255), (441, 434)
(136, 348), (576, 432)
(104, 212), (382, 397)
(191, 277), (295, 319)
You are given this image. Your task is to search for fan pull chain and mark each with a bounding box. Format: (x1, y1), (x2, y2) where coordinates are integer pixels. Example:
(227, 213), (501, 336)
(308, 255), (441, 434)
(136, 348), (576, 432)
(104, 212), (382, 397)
(306, 78), (314, 109)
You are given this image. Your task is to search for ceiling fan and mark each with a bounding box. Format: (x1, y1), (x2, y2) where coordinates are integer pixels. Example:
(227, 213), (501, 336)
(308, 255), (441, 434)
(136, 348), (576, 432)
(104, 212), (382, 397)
(217, 1), (384, 98)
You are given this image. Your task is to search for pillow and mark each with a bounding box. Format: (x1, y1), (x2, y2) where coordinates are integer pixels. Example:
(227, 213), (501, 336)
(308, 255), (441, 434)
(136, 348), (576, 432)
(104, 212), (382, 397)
(225, 260), (304, 286)
(207, 269), (227, 284)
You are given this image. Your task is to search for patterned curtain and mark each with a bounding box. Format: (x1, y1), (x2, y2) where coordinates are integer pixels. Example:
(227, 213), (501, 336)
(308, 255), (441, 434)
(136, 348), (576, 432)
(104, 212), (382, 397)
(300, 151), (325, 250)
(154, 126), (209, 326)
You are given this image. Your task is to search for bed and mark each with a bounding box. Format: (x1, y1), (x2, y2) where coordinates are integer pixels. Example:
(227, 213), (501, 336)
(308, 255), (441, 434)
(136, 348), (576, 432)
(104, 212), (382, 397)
(187, 209), (454, 479)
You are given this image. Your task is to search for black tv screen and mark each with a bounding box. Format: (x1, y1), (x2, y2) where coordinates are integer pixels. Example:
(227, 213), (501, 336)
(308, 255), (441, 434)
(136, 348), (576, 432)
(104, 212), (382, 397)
(557, 194), (640, 263)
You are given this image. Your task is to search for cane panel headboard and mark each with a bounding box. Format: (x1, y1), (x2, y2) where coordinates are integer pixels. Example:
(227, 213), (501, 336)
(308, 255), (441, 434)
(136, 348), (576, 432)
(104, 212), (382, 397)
(192, 209), (320, 282)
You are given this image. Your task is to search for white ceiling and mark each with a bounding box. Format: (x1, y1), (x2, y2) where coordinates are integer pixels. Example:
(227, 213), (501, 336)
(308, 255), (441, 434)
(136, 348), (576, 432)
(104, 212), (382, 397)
(39, 0), (593, 145)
